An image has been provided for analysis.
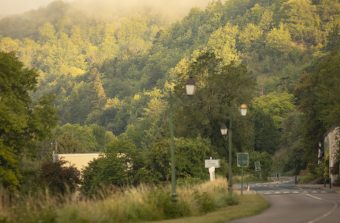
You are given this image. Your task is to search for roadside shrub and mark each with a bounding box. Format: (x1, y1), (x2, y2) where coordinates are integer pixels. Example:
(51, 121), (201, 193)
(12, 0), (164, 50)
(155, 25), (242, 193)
(225, 194), (239, 205)
(81, 154), (128, 196)
(39, 160), (80, 194)
(194, 191), (216, 213)
(163, 198), (191, 219)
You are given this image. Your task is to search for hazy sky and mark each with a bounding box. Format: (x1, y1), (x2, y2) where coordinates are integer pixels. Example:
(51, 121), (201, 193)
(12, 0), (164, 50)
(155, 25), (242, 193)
(0, 0), (210, 16)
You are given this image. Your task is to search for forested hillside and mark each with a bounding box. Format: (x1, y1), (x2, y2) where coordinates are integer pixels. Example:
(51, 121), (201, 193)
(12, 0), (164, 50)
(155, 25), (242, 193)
(1, 0), (340, 191)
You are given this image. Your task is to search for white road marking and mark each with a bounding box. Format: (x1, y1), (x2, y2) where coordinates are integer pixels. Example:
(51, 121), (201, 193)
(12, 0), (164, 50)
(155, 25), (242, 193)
(305, 194), (322, 200)
(305, 195), (338, 223)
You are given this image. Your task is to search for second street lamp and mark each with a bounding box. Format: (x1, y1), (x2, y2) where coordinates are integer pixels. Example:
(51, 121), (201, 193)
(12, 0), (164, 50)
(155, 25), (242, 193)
(220, 104), (248, 195)
(169, 76), (195, 201)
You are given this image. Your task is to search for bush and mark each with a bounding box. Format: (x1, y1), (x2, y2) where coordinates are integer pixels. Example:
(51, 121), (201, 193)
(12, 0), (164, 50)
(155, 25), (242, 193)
(225, 194), (239, 206)
(81, 154), (128, 196)
(163, 198), (191, 219)
(39, 160), (80, 194)
(194, 191), (216, 213)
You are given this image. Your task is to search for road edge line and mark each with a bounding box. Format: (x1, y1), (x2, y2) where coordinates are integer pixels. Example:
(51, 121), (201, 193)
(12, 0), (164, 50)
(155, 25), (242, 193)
(305, 195), (338, 223)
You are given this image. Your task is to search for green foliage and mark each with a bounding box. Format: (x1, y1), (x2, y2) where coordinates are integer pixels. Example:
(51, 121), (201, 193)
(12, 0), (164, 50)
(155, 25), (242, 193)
(171, 50), (255, 155)
(249, 151), (273, 180)
(281, 112), (306, 175)
(0, 141), (19, 190)
(253, 109), (280, 154)
(224, 194), (240, 206)
(252, 92), (295, 128)
(194, 191), (215, 213)
(280, 0), (322, 45)
(81, 137), (143, 196)
(54, 124), (114, 153)
(147, 137), (215, 182)
(39, 160), (80, 194)
(159, 194), (191, 219)
(0, 52), (56, 189)
(81, 154), (128, 196)
(265, 23), (293, 53)
(295, 49), (340, 173)
(207, 23), (240, 64)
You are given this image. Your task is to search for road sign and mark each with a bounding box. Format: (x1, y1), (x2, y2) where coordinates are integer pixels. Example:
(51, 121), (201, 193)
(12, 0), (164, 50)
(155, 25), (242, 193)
(205, 159), (220, 168)
(237, 153), (249, 167)
(255, 161), (261, 171)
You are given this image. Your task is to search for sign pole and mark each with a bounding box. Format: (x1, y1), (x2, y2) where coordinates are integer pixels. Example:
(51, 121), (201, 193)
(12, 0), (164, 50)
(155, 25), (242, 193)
(241, 166), (244, 195)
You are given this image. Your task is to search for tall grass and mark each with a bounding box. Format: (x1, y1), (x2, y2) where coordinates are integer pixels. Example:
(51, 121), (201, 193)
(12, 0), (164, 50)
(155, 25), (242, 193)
(1, 178), (238, 223)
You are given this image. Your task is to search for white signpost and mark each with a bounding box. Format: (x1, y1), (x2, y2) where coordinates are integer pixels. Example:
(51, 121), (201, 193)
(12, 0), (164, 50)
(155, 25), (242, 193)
(205, 157), (220, 181)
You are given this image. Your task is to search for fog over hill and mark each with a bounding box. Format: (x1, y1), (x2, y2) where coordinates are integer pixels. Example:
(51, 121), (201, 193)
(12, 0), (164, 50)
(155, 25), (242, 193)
(0, 0), (210, 18)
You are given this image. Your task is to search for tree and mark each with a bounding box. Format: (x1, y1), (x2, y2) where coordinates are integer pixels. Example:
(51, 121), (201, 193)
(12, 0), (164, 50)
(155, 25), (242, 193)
(252, 92), (296, 129)
(0, 51), (57, 189)
(81, 138), (140, 196)
(81, 153), (128, 196)
(171, 50), (256, 155)
(249, 151), (273, 180)
(265, 24), (293, 54)
(207, 23), (240, 64)
(238, 23), (263, 50)
(280, 0), (322, 45)
(295, 50), (340, 172)
(146, 137), (216, 182)
(39, 159), (80, 194)
(253, 109), (280, 154)
(0, 141), (19, 190)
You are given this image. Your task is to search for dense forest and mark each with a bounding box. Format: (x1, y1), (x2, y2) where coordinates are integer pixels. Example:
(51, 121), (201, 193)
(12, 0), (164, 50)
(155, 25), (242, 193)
(1, 0), (340, 192)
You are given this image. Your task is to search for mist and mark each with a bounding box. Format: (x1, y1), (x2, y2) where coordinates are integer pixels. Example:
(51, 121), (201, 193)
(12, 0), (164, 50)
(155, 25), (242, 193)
(0, 0), (71, 16)
(71, 0), (210, 18)
(0, 0), (211, 19)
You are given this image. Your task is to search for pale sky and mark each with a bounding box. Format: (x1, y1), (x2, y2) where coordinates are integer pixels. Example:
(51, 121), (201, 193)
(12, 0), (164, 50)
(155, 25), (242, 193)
(0, 0), (210, 17)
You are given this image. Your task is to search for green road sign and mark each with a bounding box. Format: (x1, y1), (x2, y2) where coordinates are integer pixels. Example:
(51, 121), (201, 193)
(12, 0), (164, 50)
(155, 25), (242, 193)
(237, 153), (249, 167)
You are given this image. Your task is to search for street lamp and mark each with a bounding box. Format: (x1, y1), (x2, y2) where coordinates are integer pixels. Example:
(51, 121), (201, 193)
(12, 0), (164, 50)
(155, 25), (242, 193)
(240, 104), (248, 116)
(221, 104), (248, 195)
(185, 76), (196, 96)
(220, 124), (228, 136)
(169, 76), (195, 201)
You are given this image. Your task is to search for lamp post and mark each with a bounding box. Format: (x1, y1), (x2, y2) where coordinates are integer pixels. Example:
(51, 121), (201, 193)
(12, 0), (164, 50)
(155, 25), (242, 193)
(169, 76), (195, 201)
(220, 104), (248, 195)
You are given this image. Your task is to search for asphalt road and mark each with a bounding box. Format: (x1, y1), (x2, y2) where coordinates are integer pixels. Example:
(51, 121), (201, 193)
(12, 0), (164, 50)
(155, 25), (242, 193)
(231, 179), (340, 223)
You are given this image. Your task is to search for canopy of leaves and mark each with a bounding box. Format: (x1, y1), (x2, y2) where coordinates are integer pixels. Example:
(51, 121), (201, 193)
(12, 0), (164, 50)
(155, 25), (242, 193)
(0, 52), (57, 189)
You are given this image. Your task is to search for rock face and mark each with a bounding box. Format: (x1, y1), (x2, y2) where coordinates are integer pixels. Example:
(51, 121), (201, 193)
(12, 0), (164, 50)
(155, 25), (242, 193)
(324, 127), (340, 184)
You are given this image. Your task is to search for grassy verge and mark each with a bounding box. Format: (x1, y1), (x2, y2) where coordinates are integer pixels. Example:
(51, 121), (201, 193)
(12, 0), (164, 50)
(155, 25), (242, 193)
(142, 194), (269, 223)
(0, 179), (269, 223)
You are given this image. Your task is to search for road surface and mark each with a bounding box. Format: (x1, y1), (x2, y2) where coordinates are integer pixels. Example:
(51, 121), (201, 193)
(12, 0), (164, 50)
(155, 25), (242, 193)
(231, 179), (340, 223)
